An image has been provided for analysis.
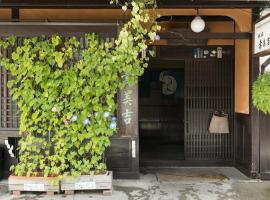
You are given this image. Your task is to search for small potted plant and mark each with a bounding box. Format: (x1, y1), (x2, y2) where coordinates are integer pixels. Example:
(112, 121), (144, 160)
(253, 72), (270, 114)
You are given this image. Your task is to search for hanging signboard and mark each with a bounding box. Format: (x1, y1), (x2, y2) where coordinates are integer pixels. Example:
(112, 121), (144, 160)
(254, 13), (270, 56)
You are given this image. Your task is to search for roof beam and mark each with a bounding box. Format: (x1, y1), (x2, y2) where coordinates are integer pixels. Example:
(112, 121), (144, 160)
(159, 31), (251, 40)
(0, 0), (267, 8)
(0, 22), (118, 37)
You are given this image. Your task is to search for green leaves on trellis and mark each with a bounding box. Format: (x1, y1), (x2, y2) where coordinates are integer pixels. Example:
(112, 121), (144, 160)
(1, 1), (160, 177)
(253, 72), (270, 114)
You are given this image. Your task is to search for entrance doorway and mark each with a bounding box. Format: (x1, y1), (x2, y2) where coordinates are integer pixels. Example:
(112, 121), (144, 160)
(139, 60), (185, 166)
(139, 46), (234, 167)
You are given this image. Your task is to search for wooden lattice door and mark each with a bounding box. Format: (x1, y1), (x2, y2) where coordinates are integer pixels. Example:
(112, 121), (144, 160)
(185, 57), (234, 161)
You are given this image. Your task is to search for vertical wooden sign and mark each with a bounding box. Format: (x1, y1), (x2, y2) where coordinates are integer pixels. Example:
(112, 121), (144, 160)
(117, 84), (138, 137)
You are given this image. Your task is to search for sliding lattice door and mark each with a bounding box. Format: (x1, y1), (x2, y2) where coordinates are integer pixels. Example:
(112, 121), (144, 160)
(185, 58), (234, 161)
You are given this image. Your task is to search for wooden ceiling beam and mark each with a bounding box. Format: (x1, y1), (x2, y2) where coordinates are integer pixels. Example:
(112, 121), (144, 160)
(0, 0), (267, 8)
(0, 22), (118, 37)
(158, 31), (251, 40)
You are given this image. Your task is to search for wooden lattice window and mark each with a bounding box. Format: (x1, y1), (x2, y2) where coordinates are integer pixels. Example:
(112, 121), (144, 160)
(0, 44), (20, 138)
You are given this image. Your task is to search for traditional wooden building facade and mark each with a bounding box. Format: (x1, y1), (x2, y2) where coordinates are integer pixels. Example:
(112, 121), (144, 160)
(0, 0), (270, 180)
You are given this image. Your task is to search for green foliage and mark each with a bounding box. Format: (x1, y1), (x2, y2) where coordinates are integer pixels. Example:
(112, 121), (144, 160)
(110, 0), (157, 7)
(253, 72), (270, 114)
(0, 1), (160, 177)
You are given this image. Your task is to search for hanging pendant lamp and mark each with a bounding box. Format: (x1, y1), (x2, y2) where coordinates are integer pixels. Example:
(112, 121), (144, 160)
(191, 9), (205, 33)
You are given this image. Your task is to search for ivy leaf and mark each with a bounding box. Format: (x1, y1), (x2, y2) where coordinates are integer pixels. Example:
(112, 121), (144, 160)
(51, 35), (61, 47)
(54, 52), (64, 68)
(148, 32), (157, 41)
(78, 148), (84, 156)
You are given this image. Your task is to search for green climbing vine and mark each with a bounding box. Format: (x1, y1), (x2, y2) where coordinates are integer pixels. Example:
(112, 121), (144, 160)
(253, 72), (270, 114)
(0, 1), (160, 177)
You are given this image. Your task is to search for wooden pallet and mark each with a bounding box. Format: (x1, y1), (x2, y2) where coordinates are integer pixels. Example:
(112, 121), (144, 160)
(63, 188), (113, 196)
(61, 171), (113, 196)
(11, 190), (57, 196)
(8, 175), (60, 195)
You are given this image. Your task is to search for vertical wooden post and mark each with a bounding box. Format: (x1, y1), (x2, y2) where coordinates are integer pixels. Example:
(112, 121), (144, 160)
(116, 83), (139, 178)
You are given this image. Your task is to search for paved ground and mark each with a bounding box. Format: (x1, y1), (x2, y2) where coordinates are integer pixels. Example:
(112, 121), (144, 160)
(0, 167), (269, 200)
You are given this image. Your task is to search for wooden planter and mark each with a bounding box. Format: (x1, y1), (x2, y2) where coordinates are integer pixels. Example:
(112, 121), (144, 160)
(8, 175), (60, 195)
(61, 171), (113, 195)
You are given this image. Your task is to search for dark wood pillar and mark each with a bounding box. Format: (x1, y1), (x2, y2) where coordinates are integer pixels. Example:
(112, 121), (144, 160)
(252, 10), (270, 179)
(235, 8), (261, 178)
(250, 54), (260, 178)
(106, 84), (139, 179)
(259, 113), (270, 179)
(250, 8), (263, 179)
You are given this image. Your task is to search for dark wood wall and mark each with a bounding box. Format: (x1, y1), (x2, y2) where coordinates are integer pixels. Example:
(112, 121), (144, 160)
(234, 113), (253, 175)
(259, 113), (270, 179)
(106, 136), (139, 179)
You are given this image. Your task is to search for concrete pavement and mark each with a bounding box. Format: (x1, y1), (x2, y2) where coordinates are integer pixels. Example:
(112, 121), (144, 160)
(0, 167), (269, 200)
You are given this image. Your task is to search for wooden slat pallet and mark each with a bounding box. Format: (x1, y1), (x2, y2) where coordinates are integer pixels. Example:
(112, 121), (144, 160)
(61, 171), (113, 196)
(11, 190), (58, 196)
(8, 175), (60, 196)
(63, 188), (113, 196)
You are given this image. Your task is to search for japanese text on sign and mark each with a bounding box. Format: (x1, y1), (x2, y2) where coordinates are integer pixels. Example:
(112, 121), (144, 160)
(121, 90), (134, 125)
(254, 14), (270, 55)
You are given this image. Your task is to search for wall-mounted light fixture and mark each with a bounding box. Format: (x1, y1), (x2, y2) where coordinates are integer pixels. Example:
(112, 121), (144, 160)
(191, 9), (205, 33)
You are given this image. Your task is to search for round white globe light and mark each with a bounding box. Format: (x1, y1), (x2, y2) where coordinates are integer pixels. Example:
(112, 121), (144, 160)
(191, 16), (205, 33)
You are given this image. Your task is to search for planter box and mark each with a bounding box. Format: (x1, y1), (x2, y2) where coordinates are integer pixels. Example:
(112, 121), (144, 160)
(61, 171), (113, 195)
(8, 175), (60, 195)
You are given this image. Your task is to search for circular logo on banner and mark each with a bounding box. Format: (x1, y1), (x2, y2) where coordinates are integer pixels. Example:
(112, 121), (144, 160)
(159, 71), (178, 95)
